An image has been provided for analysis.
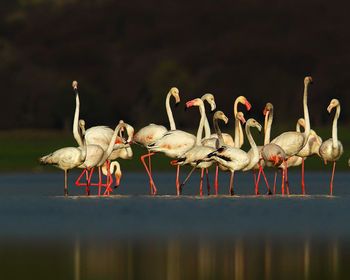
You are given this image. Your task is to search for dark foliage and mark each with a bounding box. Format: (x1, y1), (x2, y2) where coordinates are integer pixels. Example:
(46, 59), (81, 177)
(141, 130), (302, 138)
(1, 0), (349, 131)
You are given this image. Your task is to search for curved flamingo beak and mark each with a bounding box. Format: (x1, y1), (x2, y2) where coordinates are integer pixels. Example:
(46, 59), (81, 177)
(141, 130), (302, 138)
(223, 116), (228, 124)
(175, 95), (180, 104)
(327, 104), (334, 113)
(240, 116), (246, 124)
(186, 99), (196, 108)
(308, 76), (313, 83)
(115, 174), (121, 188)
(245, 100), (252, 111)
(263, 108), (267, 115)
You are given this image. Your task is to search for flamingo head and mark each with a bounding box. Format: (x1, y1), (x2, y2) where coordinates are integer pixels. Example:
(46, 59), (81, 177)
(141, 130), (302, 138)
(263, 102), (273, 115)
(246, 118), (262, 132)
(186, 98), (202, 108)
(304, 76), (313, 84)
(298, 118), (306, 129)
(78, 119), (86, 135)
(244, 98), (252, 111)
(236, 112), (246, 125)
(72, 80), (78, 90)
(170, 87), (180, 104)
(201, 93), (216, 111)
(115, 172), (122, 188)
(125, 123), (135, 144)
(327, 99), (339, 113)
(214, 110), (228, 124)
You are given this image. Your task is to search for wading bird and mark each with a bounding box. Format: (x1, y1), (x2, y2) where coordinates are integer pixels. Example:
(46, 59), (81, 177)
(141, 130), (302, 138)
(319, 99), (343, 195)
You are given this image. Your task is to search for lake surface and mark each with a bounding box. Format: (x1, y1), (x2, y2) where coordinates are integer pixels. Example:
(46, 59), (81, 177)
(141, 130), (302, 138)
(0, 170), (349, 279)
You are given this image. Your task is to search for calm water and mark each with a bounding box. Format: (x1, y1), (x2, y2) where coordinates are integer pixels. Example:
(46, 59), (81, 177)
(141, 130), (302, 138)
(0, 170), (349, 279)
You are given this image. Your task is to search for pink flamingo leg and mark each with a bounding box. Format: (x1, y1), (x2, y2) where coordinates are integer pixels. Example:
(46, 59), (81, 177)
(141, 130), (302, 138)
(229, 171), (234, 195)
(85, 169), (90, 196)
(281, 167), (285, 195)
(258, 162), (271, 194)
(140, 152), (157, 195)
(176, 165), (180, 196)
(284, 161), (289, 195)
(330, 161), (336, 196)
(103, 161), (114, 196)
(253, 170), (258, 194)
(255, 167), (262, 195)
(206, 168), (210, 195)
(273, 169), (277, 195)
(98, 167), (102, 196)
(215, 164), (219, 195)
(148, 151), (153, 194)
(199, 169), (204, 196)
(301, 157), (305, 195)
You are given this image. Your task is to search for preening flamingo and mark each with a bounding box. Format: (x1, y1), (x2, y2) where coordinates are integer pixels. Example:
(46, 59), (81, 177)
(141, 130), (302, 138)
(319, 99), (343, 195)
(271, 76), (312, 157)
(79, 119), (127, 195)
(39, 135), (87, 197)
(102, 161), (122, 188)
(207, 118), (262, 195)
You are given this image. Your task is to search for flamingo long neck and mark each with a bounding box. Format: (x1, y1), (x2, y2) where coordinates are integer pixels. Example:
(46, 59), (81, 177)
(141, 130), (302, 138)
(332, 104), (340, 149)
(102, 161), (121, 176)
(73, 92), (83, 146)
(79, 130), (87, 162)
(203, 117), (211, 138)
(234, 119), (240, 148)
(302, 81), (311, 144)
(213, 116), (224, 147)
(233, 98), (245, 148)
(244, 123), (259, 170)
(264, 108), (273, 145)
(165, 92), (176, 130)
(196, 102), (207, 145)
(99, 123), (125, 165)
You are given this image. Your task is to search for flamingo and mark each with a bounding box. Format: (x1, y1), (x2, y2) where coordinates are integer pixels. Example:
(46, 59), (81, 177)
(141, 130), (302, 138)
(72, 81), (132, 193)
(261, 142), (288, 195)
(283, 118), (323, 194)
(319, 99), (343, 195)
(202, 96), (251, 193)
(271, 76), (312, 157)
(133, 87), (180, 194)
(268, 76), (313, 190)
(139, 93), (216, 195)
(175, 103), (228, 195)
(206, 118), (262, 195)
(249, 103), (274, 195)
(101, 161), (122, 188)
(78, 119), (127, 195)
(39, 133), (87, 197)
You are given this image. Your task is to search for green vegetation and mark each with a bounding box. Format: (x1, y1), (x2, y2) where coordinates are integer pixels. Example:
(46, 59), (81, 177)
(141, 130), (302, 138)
(1, 127), (348, 173)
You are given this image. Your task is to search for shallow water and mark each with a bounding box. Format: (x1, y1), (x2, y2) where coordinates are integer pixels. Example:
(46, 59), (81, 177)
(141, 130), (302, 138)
(0, 170), (349, 279)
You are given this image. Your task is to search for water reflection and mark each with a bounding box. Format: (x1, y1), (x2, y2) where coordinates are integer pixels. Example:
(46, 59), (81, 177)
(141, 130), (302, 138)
(0, 237), (348, 280)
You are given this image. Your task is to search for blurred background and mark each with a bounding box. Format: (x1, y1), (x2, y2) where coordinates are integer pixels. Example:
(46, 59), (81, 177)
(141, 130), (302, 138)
(1, 0), (349, 170)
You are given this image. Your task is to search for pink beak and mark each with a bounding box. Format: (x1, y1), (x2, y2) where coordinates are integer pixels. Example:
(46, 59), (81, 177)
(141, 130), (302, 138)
(186, 99), (196, 108)
(245, 100), (252, 111)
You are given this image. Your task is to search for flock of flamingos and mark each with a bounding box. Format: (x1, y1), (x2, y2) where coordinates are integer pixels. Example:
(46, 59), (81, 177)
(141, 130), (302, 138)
(39, 77), (344, 197)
